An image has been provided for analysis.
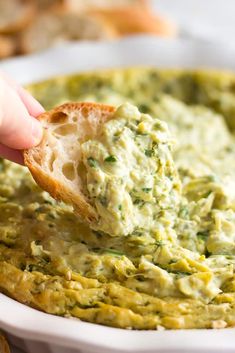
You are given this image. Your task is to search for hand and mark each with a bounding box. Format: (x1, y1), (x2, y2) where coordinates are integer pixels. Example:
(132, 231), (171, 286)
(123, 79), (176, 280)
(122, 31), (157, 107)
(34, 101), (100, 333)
(0, 73), (44, 164)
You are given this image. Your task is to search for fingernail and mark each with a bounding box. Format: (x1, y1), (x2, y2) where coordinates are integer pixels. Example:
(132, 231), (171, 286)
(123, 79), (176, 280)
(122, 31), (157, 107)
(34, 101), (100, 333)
(31, 119), (43, 146)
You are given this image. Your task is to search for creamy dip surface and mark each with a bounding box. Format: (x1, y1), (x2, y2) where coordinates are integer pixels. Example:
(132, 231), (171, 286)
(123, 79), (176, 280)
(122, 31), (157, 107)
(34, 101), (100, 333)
(1, 68), (235, 330)
(82, 103), (181, 236)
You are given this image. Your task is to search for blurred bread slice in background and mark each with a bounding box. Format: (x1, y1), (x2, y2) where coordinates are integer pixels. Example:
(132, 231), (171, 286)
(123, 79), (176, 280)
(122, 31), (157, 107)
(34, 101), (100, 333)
(20, 11), (118, 54)
(0, 334), (10, 353)
(0, 0), (36, 34)
(66, 0), (177, 37)
(0, 0), (177, 58)
(89, 6), (177, 37)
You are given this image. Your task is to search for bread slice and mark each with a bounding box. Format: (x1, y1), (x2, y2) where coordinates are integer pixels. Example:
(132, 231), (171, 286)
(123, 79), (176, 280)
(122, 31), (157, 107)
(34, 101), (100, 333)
(0, 334), (10, 353)
(24, 102), (115, 223)
(65, 0), (176, 38)
(88, 5), (177, 37)
(0, 0), (36, 34)
(20, 11), (118, 54)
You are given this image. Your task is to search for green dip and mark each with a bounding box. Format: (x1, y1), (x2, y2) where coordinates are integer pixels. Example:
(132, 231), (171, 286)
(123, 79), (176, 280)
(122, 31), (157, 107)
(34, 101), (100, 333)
(0, 68), (235, 330)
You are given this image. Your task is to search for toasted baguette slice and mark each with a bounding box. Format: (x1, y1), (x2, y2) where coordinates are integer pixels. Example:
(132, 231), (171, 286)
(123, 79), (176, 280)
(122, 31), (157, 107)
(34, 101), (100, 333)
(88, 5), (177, 37)
(0, 334), (10, 353)
(24, 102), (115, 223)
(20, 11), (118, 54)
(0, 0), (36, 34)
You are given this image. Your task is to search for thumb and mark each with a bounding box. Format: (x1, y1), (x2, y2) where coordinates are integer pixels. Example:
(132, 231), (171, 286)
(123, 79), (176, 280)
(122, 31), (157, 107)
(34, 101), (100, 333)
(0, 78), (43, 150)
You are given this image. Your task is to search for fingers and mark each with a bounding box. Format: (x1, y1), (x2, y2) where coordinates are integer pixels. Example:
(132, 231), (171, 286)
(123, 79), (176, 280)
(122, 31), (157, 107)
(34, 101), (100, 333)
(0, 71), (44, 117)
(0, 72), (44, 165)
(0, 143), (24, 164)
(17, 86), (44, 117)
(0, 77), (43, 150)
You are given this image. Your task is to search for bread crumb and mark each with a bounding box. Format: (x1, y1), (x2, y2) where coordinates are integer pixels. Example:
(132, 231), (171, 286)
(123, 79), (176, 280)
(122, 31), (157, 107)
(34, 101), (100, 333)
(211, 320), (227, 329)
(156, 325), (165, 331)
(65, 270), (72, 281)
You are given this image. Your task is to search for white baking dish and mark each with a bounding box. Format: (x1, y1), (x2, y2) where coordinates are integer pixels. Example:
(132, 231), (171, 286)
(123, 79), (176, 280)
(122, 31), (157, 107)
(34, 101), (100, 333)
(1, 292), (235, 353)
(0, 36), (235, 353)
(1, 36), (235, 84)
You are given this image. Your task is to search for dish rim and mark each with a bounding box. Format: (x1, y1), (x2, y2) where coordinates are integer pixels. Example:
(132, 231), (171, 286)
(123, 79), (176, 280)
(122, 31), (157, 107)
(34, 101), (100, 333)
(1, 35), (235, 85)
(1, 294), (235, 352)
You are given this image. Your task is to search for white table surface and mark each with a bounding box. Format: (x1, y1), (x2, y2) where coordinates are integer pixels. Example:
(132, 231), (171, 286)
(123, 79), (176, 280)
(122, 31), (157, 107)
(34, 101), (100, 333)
(151, 0), (235, 43)
(9, 0), (235, 352)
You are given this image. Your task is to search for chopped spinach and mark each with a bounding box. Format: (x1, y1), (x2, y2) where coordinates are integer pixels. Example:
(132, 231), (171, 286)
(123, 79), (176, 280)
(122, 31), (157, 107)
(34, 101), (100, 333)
(174, 271), (191, 279)
(87, 157), (98, 168)
(179, 206), (189, 218)
(142, 187), (152, 193)
(103, 248), (125, 256)
(93, 248), (124, 257)
(99, 196), (108, 207)
(197, 230), (209, 241)
(155, 240), (165, 247)
(145, 149), (154, 157)
(138, 104), (150, 114)
(104, 155), (117, 163)
(133, 198), (145, 207)
(204, 190), (212, 198)
(207, 175), (217, 182)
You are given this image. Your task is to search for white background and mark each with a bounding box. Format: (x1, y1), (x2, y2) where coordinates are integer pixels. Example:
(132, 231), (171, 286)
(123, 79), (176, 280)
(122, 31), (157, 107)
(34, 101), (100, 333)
(152, 0), (235, 43)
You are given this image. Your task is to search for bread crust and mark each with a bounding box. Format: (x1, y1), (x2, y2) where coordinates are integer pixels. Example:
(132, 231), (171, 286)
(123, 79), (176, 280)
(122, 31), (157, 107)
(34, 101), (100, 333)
(24, 102), (115, 224)
(0, 35), (16, 58)
(88, 6), (177, 37)
(0, 334), (10, 353)
(20, 10), (118, 55)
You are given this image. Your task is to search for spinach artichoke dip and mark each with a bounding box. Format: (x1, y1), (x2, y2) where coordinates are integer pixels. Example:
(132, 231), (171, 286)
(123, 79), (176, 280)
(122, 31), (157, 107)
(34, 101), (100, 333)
(1, 68), (235, 330)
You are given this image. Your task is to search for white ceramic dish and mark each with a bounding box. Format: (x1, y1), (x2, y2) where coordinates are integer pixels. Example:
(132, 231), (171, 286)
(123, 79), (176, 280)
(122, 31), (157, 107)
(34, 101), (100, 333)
(0, 36), (235, 353)
(1, 36), (235, 85)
